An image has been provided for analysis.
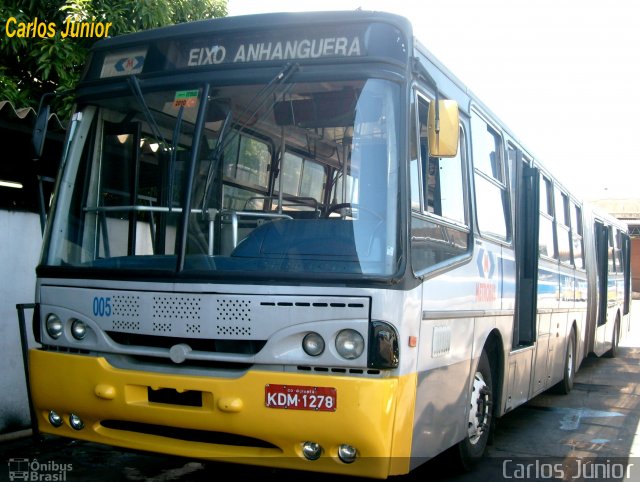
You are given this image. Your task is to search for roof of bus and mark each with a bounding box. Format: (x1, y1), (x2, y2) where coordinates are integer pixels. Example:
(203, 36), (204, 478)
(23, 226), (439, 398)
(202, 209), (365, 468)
(87, 11), (603, 216)
(83, 10), (416, 91)
(91, 10), (413, 51)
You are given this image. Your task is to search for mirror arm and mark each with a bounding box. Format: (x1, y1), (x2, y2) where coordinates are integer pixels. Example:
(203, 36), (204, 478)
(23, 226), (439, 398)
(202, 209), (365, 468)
(32, 89), (73, 160)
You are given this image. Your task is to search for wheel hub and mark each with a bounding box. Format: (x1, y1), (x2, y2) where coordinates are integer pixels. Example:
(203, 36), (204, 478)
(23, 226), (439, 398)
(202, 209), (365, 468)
(468, 371), (491, 445)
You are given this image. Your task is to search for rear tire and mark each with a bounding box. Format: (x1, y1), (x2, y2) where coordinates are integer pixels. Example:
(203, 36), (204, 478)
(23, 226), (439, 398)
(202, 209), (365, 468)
(555, 328), (575, 394)
(457, 350), (493, 470)
(605, 316), (620, 358)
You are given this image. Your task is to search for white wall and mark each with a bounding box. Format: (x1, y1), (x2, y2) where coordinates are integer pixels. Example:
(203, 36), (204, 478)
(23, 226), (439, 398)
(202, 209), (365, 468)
(0, 210), (41, 433)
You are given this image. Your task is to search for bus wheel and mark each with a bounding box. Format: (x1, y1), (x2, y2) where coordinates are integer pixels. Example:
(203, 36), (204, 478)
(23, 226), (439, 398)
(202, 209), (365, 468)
(605, 316), (620, 358)
(555, 328), (575, 394)
(458, 350), (493, 470)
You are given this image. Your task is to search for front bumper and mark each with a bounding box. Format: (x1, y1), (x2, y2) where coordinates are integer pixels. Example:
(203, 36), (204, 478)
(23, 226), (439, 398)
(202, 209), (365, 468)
(29, 350), (415, 478)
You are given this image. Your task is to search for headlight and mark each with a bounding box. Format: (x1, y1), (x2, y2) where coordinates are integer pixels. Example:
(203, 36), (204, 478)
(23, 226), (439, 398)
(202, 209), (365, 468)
(335, 329), (364, 360)
(71, 319), (87, 340)
(302, 332), (325, 356)
(45, 314), (63, 339)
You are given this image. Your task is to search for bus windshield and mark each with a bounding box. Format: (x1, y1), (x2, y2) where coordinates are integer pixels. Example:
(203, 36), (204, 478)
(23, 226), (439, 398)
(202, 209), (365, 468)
(43, 77), (401, 279)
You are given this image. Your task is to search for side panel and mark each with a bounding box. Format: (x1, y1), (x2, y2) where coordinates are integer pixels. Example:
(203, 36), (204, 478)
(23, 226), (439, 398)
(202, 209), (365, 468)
(504, 347), (534, 412)
(411, 237), (511, 462)
(531, 261), (559, 396)
(573, 268), (589, 364)
(583, 211), (628, 358)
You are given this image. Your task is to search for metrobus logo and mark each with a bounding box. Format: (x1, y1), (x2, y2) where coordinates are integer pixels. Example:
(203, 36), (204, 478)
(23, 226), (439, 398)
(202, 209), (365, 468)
(476, 248), (497, 302)
(114, 55), (145, 74)
(476, 248), (495, 279)
(100, 48), (147, 78)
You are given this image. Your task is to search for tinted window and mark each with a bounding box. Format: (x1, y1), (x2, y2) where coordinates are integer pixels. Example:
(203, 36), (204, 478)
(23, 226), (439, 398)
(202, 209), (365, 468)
(555, 187), (571, 265)
(471, 112), (509, 240)
(571, 203), (584, 269)
(411, 94), (469, 273)
(539, 176), (556, 258)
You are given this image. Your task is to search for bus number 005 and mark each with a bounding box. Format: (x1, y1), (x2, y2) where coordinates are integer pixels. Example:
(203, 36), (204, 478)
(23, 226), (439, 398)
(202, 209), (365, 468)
(93, 297), (112, 317)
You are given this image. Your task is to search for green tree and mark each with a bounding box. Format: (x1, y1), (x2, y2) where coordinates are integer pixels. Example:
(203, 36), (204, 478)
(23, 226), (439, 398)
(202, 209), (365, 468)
(0, 0), (227, 119)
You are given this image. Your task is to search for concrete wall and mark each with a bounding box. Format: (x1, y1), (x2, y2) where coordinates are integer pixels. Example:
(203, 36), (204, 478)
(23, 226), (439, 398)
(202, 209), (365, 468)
(0, 210), (41, 433)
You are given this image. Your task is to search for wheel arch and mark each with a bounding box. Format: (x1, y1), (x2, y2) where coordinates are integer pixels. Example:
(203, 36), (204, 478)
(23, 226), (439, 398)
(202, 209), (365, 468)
(481, 329), (504, 418)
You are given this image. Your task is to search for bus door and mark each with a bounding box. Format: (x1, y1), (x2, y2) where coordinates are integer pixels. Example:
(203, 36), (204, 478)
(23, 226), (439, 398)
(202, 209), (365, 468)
(514, 161), (539, 347)
(594, 221), (609, 329)
(504, 150), (539, 411)
(622, 232), (632, 322)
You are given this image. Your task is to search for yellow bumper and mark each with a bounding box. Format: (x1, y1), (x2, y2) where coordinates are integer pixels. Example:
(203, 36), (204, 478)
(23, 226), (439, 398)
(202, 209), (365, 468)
(29, 350), (415, 478)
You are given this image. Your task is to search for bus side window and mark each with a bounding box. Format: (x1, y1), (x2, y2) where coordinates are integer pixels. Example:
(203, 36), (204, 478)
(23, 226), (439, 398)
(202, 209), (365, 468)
(471, 112), (510, 240)
(571, 202), (584, 269)
(538, 176), (556, 259)
(555, 187), (572, 265)
(609, 230), (616, 273)
(425, 154), (438, 214)
(410, 94), (469, 274)
(417, 98), (465, 223)
(221, 133), (271, 210)
(274, 151), (326, 212)
(617, 231), (623, 273)
(615, 229), (624, 273)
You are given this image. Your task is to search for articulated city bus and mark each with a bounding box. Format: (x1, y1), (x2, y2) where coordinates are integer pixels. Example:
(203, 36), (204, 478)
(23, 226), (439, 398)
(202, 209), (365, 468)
(28, 11), (631, 478)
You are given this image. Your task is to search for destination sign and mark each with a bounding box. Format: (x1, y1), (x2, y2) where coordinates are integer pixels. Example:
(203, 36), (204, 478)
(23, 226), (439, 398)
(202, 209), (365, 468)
(175, 25), (369, 70)
(186, 36), (362, 67)
(87, 22), (408, 82)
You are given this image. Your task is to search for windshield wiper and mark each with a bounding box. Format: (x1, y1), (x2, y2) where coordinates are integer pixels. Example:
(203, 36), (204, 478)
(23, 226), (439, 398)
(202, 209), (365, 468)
(199, 62), (299, 216)
(222, 62), (299, 150)
(168, 105), (185, 213)
(127, 75), (169, 150)
(200, 107), (232, 216)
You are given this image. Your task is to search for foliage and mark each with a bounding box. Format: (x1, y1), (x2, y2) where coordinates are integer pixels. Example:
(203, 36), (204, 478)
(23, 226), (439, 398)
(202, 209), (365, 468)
(0, 0), (227, 119)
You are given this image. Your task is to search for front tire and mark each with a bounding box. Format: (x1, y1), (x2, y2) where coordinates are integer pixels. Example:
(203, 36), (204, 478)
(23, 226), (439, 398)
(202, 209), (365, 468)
(458, 350), (493, 470)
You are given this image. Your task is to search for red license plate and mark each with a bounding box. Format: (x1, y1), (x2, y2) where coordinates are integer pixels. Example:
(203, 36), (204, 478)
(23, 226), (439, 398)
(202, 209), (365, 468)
(265, 384), (337, 411)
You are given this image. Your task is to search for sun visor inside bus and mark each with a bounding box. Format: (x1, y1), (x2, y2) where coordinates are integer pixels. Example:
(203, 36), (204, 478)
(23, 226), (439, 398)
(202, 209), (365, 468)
(274, 88), (359, 127)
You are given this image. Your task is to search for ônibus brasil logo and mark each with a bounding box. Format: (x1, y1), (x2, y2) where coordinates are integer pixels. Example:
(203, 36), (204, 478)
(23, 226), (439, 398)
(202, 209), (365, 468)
(7, 458), (72, 481)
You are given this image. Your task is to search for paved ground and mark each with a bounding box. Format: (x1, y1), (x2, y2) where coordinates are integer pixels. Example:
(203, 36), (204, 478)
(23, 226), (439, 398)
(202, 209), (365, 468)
(3, 304), (640, 481)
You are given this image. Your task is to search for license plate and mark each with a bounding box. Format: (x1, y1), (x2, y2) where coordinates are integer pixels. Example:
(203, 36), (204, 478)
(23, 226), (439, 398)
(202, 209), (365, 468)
(265, 384), (337, 411)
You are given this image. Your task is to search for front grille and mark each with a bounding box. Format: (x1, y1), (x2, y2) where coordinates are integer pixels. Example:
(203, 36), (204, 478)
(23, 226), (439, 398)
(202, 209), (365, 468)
(153, 295), (202, 320)
(100, 420), (279, 449)
(125, 355), (252, 371)
(105, 331), (266, 355)
(42, 345), (90, 355)
(297, 365), (382, 376)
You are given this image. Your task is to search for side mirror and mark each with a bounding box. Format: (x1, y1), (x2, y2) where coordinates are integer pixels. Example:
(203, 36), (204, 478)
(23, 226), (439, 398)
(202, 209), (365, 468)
(32, 104), (51, 160)
(428, 99), (459, 158)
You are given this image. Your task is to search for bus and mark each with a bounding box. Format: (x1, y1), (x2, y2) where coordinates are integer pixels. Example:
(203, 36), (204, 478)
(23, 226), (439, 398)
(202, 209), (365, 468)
(28, 10), (631, 478)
